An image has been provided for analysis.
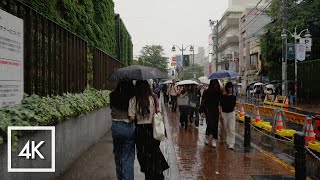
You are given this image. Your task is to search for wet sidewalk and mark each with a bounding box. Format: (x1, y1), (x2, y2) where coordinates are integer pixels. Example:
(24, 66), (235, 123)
(165, 104), (294, 179)
(59, 99), (295, 180)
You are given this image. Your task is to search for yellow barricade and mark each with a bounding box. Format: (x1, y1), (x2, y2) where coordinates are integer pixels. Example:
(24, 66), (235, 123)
(274, 95), (289, 108)
(283, 111), (306, 125)
(263, 95), (275, 105)
(244, 103), (254, 113)
(259, 106), (275, 117)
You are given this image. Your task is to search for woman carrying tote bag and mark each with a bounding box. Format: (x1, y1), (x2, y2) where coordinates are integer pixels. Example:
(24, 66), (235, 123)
(129, 80), (169, 180)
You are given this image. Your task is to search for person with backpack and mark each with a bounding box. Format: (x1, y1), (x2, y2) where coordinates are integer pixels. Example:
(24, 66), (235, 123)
(167, 79), (178, 112)
(189, 85), (201, 128)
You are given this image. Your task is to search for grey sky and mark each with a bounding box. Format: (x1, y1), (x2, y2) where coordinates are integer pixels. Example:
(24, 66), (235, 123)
(113, 0), (228, 58)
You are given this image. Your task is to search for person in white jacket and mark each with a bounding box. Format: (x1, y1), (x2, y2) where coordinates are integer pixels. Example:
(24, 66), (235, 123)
(177, 85), (189, 129)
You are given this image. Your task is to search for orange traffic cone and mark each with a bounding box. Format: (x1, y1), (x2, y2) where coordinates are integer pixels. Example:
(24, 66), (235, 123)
(284, 97), (289, 108)
(255, 107), (262, 123)
(240, 103), (245, 117)
(305, 117), (316, 144)
(275, 111), (284, 130)
(274, 96), (279, 104)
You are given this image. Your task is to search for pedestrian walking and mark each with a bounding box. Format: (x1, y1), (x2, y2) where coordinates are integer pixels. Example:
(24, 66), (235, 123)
(162, 84), (169, 104)
(189, 85), (201, 128)
(201, 79), (223, 147)
(220, 82), (237, 150)
(110, 81), (136, 180)
(128, 80), (169, 180)
(178, 85), (190, 129)
(168, 79), (178, 112)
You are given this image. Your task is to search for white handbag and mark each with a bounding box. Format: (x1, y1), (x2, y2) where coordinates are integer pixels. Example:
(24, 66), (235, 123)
(153, 112), (166, 141)
(151, 97), (166, 141)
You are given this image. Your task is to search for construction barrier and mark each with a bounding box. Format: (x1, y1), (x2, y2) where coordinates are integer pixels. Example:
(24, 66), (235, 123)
(258, 106), (275, 117)
(244, 103), (255, 113)
(251, 106), (272, 131)
(283, 111), (306, 125)
(274, 95), (289, 108)
(304, 117), (320, 153)
(263, 95), (275, 105)
(273, 110), (296, 138)
(314, 115), (320, 139)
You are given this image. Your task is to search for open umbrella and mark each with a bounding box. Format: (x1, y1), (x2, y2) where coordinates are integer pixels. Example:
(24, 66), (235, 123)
(208, 70), (240, 80)
(176, 80), (199, 86)
(108, 65), (166, 80)
(198, 76), (210, 84)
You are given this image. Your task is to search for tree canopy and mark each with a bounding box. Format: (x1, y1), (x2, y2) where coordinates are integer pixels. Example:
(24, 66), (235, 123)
(182, 64), (204, 80)
(137, 45), (169, 73)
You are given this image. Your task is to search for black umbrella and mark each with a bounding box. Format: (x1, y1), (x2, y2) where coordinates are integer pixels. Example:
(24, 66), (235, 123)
(108, 65), (166, 80)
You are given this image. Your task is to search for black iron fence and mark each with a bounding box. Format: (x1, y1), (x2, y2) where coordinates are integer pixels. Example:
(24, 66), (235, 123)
(93, 48), (124, 90)
(0, 0), (123, 96)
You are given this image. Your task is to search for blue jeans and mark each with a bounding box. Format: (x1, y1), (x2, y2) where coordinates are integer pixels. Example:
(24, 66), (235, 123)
(111, 121), (135, 180)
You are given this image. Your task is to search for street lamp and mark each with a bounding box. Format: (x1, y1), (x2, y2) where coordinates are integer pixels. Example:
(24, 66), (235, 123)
(171, 45), (194, 80)
(281, 27), (311, 105)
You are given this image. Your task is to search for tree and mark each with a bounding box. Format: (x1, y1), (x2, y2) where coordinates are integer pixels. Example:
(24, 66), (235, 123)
(260, 0), (320, 81)
(137, 45), (168, 73)
(182, 64), (204, 80)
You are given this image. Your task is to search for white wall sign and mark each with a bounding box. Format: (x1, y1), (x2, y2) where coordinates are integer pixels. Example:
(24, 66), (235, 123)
(0, 9), (24, 107)
(296, 43), (306, 61)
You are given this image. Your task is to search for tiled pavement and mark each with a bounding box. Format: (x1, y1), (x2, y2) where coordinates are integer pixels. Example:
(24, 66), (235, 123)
(164, 104), (294, 180)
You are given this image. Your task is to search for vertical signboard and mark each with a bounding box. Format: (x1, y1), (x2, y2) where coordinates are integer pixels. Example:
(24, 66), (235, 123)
(296, 43), (306, 61)
(0, 9), (24, 107)
(176, 55), (182, 68)
(171, 56), (176, 67)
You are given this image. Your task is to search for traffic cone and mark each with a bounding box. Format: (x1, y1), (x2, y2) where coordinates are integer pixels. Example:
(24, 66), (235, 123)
(284, 97), (289, 107)
(255, 107), (262, 123)
(305, 117), (316, 144)
(275, 111), (284, 130)
(240, 103), (245, 117)
(274, 96), (279, 103)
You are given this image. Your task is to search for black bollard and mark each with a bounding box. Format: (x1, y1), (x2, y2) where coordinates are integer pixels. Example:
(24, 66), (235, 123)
(294, 132), (306, 180)
(244, 116), (251, 152)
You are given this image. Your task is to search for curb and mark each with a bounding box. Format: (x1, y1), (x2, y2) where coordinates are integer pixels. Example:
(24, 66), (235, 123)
(161, 93), (182, 180)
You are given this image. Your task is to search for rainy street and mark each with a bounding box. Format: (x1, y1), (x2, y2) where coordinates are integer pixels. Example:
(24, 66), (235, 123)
(59, 95), (307, 180)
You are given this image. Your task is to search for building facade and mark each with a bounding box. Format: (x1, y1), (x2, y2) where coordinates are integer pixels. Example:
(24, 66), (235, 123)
(239, 6), (271, 93)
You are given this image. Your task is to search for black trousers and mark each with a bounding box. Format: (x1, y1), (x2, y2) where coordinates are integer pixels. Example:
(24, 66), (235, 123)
(179, 105), (189, 127)
(205, 110), (219, 139)
(171, 96), (177, 112)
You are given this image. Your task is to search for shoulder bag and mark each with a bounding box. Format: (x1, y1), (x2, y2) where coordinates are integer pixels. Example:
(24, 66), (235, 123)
(152, 97), (166, 141)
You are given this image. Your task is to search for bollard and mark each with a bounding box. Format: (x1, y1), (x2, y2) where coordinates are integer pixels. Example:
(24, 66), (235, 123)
(244, 115), (251, 152)
(294, 132), (306, 180)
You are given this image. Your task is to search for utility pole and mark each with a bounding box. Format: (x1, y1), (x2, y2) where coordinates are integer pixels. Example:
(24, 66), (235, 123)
(215, 20), (219, 72)
(281, 0), (288, 96)
(192, 46), (195, 78)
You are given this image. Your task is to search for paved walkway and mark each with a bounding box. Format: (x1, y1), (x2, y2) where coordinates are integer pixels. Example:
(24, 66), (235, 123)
(165, 104), (294, 180)
(60, 98), (295, 180)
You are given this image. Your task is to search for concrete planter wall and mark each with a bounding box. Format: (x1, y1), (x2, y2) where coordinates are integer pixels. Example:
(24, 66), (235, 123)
(0, 107), (112, 180)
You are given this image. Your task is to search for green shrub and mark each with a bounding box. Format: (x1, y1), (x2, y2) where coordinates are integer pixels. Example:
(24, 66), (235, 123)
(0, 87), (110, 146)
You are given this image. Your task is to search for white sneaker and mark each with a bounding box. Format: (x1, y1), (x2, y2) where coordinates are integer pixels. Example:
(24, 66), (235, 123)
(205, 137), (209, 145)
(211, 139), (217, 148)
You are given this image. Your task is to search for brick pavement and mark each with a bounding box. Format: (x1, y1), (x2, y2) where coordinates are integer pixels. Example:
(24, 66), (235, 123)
(164, 105), (294, 180)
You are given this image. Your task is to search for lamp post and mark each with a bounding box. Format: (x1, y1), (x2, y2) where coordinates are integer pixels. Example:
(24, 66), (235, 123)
(172, 45), (194, 80)
(281, 27), (311, 105)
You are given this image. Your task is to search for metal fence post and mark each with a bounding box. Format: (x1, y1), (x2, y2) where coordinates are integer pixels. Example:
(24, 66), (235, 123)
(244, 116), (251, 152)
(294, 132), (306, 180)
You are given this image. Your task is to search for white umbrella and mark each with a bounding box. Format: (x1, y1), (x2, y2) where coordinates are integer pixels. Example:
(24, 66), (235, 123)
(176, 80), (199, 86)
(198, 76), (210, 84)
(254, 82), (263, 86)
(162, 80), (173, 84)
